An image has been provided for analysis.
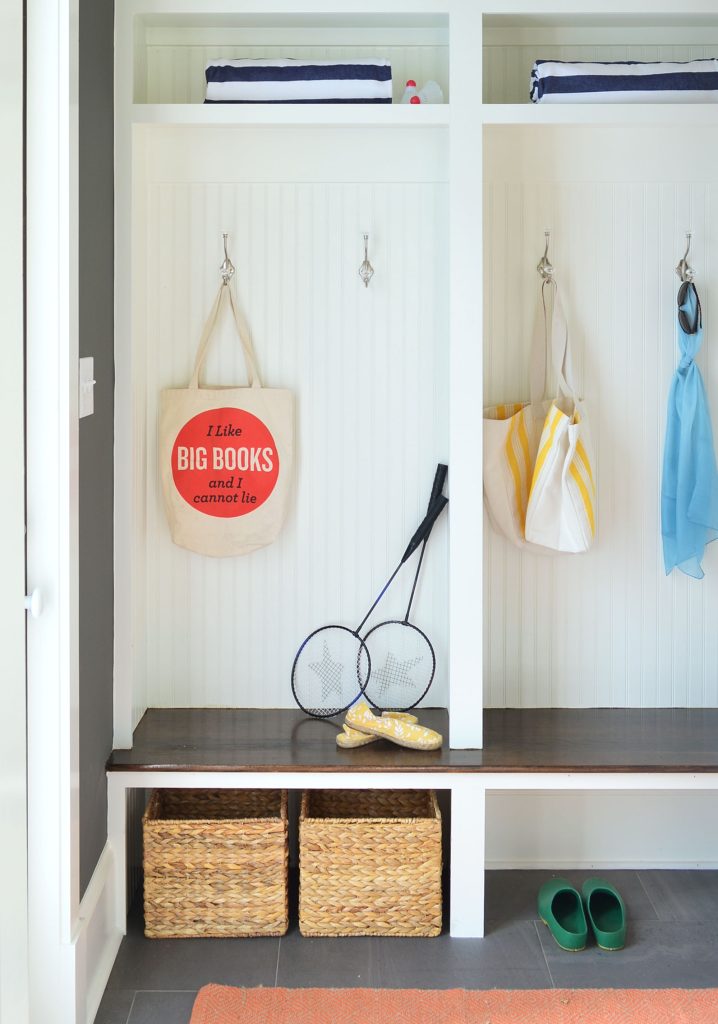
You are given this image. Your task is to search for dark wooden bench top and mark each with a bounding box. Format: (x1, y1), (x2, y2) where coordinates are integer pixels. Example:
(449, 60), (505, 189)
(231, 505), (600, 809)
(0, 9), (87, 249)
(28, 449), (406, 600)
(107, 707), (718, 774)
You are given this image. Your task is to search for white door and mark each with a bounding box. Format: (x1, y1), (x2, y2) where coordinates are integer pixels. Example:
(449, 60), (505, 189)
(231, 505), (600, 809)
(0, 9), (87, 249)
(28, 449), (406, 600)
(0, 0), (30, 1019)
(25, 0), (81, 1020)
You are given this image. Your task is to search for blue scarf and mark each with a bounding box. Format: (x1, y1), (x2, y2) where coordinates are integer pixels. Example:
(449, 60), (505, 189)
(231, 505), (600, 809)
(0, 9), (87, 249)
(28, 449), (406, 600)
(662, 283), (718, 577)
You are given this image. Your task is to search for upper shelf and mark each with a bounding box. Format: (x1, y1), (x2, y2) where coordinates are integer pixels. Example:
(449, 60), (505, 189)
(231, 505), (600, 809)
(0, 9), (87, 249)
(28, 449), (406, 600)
(130, 101), (718, 131)
(482, 103), (718, 126)
(132, 103), (450, 127)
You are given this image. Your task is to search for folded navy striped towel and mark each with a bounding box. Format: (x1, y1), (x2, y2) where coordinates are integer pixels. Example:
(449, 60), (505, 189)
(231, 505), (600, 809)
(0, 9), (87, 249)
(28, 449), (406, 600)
(205, 58), (392, 104)
(531, 58), (718, 103)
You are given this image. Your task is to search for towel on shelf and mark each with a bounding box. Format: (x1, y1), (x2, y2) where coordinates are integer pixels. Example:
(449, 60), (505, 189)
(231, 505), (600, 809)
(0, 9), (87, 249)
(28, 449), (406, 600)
(662, 283), (718, 579)
(530, 58), (718, 103)
(205, 58), (392, 104)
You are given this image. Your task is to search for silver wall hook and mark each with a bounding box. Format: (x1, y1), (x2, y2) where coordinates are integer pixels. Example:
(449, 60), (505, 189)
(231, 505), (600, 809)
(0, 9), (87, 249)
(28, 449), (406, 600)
(220, 232), (235, 285)
(537, 230), (554, 281)
(358, 233), (374, 288)
(676, 232), (695, 284)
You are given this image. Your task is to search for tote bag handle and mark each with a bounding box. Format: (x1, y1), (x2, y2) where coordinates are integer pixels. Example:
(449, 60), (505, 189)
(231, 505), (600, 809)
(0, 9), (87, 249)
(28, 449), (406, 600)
(528, 278), (577, 412)
(190, 281), (263, 390)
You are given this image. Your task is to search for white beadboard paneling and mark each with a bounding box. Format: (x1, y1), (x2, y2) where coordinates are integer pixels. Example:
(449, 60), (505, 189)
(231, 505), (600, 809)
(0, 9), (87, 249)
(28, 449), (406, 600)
(142, 124), (449, 185)
(135, 129), (448, 709)
(487, 790), (718, 869)
(484, 126), (718, 709)
(138, 26), (449, 104)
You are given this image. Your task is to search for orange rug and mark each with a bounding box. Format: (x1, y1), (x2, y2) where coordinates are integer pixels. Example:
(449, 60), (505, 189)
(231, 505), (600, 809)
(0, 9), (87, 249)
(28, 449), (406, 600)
(190, 986), (718, 1024)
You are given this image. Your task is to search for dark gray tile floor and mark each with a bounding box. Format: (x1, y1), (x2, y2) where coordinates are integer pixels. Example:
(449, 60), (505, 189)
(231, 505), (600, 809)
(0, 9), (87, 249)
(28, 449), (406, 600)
(96, 869), (718, 1024)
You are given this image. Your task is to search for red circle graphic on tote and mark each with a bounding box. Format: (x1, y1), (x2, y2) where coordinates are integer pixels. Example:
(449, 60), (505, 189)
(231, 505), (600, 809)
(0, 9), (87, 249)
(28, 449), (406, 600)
(172, 408), (279, 518)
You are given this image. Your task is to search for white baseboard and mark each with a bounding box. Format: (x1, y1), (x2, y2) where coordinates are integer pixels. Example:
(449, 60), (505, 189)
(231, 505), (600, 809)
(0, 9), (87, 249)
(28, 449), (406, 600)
(486, 859), (718, 870)
(75, 843), (123, 1024)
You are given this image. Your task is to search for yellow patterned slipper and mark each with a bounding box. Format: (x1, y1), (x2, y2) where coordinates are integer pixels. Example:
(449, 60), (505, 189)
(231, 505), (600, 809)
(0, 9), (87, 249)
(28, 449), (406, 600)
(344, 701), (442, 751)
(336, 713), (419, 749)
(336, 725), (375, 749)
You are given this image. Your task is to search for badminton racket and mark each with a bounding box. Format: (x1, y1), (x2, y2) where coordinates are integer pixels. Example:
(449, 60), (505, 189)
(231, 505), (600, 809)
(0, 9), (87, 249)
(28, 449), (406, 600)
(290, 483), (447, 719)
(361, 465), (448, 712)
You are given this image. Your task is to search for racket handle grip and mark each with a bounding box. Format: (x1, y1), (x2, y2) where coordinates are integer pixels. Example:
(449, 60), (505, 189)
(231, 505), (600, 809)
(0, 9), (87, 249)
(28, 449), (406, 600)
(401, 494), (448, 562)
(429, 464), (448, 507)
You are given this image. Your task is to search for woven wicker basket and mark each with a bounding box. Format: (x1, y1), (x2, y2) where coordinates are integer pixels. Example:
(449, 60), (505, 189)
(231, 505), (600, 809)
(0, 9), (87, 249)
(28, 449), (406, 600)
(299, 789), (442, 937)
(143, 789), (288, 939)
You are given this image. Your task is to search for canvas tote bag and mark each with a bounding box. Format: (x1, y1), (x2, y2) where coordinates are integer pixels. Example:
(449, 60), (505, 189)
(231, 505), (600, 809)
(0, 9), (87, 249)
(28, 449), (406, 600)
(160, 280), (294, 557)
(483, 279), (596, 554)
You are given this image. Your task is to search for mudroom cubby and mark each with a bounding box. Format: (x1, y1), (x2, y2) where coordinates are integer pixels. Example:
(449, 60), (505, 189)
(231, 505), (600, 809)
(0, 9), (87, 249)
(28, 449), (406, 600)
(114, 0), (480, 757)
(108, 0), (718, 950)
(482, 11), (718, 105)
(130, 11), (450, 106)
(483, 119), (718, 709)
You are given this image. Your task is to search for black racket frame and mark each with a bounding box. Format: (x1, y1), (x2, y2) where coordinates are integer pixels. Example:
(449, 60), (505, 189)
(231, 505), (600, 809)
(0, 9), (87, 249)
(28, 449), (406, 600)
(290, 464), (448, 719)
(360, 463), (447, 712)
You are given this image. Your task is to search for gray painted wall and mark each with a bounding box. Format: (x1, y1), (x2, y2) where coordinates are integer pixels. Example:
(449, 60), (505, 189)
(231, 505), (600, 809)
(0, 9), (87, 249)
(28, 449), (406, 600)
(78, 0), (115, 896)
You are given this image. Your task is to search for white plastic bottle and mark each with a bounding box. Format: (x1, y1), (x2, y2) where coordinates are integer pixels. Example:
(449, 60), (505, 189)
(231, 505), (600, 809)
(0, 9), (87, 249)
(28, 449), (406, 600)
(400, 79), (419, 104)
(417, 80), (444, 104)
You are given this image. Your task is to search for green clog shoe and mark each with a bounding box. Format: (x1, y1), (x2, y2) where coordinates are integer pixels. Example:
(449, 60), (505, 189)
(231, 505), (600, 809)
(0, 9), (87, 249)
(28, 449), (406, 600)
(582, 878), (627, 951)
(537, 878), (588, 952)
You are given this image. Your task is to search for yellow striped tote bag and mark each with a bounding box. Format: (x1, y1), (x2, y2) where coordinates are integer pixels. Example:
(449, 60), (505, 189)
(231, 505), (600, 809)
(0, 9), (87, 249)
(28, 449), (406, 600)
(483, 400), (547, 549)
(483, 280), (596, 554)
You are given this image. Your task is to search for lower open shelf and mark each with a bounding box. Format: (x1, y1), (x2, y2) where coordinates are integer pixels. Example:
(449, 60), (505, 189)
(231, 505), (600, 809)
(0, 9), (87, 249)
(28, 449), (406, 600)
(107, 707), (718, 774)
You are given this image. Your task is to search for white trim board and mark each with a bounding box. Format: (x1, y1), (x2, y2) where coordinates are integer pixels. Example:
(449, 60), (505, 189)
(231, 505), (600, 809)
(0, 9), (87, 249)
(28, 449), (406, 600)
(144, 26), (448, 43)
(0, 0), (29, 1018)
(26, 0), (83, 1018)
(132, 104), (451, 125)
(75, 844), (124, 1024)
(483, 26), (718, 45)
(482, 105), (718, 126)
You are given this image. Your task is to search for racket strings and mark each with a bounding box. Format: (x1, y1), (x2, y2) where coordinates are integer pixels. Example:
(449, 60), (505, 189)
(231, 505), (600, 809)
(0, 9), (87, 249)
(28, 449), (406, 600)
(371, 651), (425, 699)
(362, 620), (435, 711)
(291, 625), (370, 719)
(308, 639), (345, 703)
